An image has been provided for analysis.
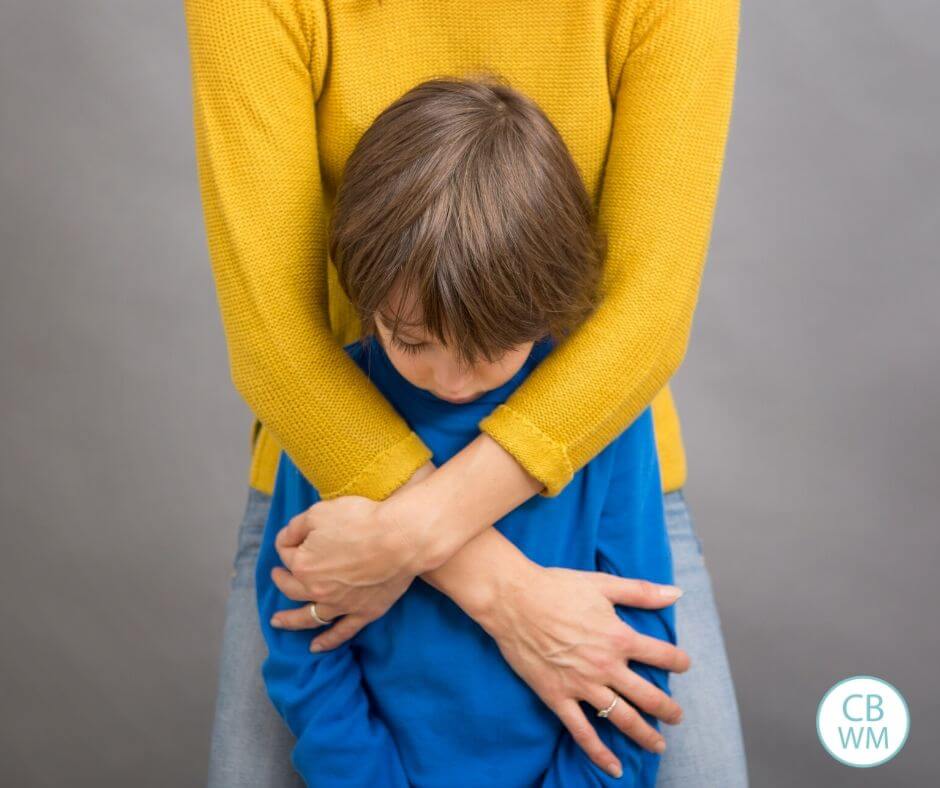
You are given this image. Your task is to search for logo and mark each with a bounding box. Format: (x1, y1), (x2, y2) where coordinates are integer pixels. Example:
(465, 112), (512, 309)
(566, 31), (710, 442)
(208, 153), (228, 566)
(816, 676), (909, 767)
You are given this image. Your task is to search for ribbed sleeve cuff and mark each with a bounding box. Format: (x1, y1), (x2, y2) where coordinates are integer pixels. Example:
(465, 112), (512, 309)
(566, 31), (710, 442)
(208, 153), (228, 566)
(478, 404), (573, 498)
(319, 431), (433, 502)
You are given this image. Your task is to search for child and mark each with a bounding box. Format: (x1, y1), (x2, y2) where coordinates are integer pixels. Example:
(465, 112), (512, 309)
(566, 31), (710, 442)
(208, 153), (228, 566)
(255, 76), (675, 787)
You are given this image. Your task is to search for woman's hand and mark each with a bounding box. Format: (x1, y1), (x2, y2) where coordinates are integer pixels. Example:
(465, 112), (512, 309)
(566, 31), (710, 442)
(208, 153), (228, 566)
(270, 463), (438, 648)
(267, 559), (411, 651)
(420, 520), (689, 774)
(471, 559), (689, 765)
(271, 496), (420, 646)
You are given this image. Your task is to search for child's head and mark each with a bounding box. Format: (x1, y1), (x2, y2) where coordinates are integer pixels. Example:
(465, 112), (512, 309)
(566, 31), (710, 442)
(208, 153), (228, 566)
(329, 75), (606, 404)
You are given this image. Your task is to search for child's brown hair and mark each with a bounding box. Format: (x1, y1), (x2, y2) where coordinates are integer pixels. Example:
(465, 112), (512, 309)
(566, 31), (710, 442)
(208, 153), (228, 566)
(329, 74), (606, 367)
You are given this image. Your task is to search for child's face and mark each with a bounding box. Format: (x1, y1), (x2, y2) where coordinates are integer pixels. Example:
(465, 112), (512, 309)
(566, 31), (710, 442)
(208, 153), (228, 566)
(374, 308), (534, 405)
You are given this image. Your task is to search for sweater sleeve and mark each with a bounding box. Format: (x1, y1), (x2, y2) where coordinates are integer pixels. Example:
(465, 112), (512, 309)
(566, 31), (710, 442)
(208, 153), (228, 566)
(480, 0), (740, 497)
(255, 457), (411, 786)
(183, 0), (432, 501)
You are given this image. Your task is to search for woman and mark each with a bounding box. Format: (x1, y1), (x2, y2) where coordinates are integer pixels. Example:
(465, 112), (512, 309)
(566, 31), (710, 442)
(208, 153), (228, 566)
(183, 0), (747, 785)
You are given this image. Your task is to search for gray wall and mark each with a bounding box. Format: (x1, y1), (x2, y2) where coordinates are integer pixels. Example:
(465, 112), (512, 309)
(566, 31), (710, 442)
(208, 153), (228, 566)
(680, 2), (940, 784)
(1, 2), (937, 785)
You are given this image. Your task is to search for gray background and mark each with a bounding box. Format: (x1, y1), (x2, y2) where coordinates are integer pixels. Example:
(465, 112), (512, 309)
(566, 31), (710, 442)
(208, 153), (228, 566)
(1, 1), (937, 785)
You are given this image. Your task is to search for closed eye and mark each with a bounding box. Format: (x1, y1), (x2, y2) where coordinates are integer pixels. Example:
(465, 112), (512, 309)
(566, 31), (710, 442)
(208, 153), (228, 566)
(393, 338), (426, 355)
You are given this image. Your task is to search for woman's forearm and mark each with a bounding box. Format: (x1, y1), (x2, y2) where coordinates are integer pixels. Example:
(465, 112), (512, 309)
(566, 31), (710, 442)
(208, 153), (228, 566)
(376, 432), (543, 624)
(419, 524), (536, 628)
(382, 432), (544, 575)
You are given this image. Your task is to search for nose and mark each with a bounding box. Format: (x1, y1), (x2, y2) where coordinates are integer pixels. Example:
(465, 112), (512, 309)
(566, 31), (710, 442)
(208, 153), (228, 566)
(435, 359), (474, 394)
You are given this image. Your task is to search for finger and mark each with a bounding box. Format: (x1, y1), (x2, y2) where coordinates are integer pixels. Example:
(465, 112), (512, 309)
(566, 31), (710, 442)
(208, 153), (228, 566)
(552, 699), (622, 779)
(274, 542), (298, 573)
(611, 663), (683, 725)
(310, 614), (369, 652)
(275, 513), (314, 550)
(269, 602), (340, 631)
(271, 567), (313, 602)
(274, 512), (316, 571)
(587, 685), (665, 755)
(599, 575), (683, 609)
(627, 633), (692, 673)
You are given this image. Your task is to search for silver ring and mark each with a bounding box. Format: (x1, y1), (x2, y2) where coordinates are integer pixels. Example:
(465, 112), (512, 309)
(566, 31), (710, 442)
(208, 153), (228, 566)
(597, 693), (620, 718)
(309, 602), (334, 626)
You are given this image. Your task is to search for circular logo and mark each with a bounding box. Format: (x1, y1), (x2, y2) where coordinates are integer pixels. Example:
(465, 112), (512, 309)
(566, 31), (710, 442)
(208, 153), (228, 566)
(816, 676), (909, 767)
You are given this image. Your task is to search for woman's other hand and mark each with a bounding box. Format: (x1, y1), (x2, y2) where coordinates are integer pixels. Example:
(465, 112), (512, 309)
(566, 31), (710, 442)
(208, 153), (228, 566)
(270, 463), (438, 649)
(271, 495), (419, 647)
(473, 561), (689, 760)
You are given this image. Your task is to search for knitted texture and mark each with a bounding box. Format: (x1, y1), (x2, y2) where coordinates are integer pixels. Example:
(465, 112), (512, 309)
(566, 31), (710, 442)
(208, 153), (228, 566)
(183, 0), (739, 500)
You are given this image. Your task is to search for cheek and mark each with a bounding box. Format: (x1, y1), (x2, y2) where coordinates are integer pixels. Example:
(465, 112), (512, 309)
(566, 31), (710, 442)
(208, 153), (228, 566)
(388, 350), (428, 386)
(482, 353), (528, 388)
(477, 366), (502, 388)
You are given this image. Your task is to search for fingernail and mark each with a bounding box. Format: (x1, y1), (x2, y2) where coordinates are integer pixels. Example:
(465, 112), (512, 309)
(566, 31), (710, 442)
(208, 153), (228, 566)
(606, 762), (622, 778)
(270, 617), (283, 628)
(310, 641), (324, 652)
(654, 739), (667, 754)
(660, 585), (682, 599)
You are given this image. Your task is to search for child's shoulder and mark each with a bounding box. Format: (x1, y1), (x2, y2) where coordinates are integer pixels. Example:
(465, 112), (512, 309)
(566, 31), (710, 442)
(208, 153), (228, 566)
(604, 406), (660, 485)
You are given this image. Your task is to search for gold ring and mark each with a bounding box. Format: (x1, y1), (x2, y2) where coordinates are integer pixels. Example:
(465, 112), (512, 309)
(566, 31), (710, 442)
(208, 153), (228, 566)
(309, 602), (334, 626)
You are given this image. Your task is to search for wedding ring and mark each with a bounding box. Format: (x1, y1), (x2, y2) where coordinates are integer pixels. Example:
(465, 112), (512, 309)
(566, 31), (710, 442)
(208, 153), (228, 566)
(309, 602), (334, 626)
(597, 693), (620, 718)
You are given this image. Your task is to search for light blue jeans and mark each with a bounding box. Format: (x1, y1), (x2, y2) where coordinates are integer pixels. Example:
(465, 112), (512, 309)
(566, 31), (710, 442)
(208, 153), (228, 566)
(206, 488), (748, 786)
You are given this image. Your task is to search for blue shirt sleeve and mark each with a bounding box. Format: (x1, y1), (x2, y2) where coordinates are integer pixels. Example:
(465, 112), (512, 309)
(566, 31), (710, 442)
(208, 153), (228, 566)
(540, 409), (675, 787)
(255, 456), (410, 787)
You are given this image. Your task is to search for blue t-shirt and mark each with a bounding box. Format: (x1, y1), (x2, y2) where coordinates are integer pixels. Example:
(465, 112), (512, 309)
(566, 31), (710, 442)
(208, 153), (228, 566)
(255, 334), (675, 787)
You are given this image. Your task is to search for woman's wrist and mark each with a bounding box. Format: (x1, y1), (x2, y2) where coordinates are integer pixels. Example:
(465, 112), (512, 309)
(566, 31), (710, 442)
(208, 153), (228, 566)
(378, 432), (544, 575)
(419, 526), (539, 627)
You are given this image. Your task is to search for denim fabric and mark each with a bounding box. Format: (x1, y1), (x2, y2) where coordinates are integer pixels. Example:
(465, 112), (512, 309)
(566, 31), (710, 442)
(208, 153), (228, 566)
(206, 488), (304, 788)
(206, 487), (747, 787)
(657, 491), (749, 787)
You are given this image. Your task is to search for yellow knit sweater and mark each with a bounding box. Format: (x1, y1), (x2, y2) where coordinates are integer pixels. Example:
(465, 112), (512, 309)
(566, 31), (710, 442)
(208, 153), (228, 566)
(183, 0), (739, 500)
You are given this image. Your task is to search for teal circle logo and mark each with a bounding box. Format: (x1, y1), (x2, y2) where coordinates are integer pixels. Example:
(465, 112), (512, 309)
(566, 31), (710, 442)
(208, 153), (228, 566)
(816, 675), (909, 767)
